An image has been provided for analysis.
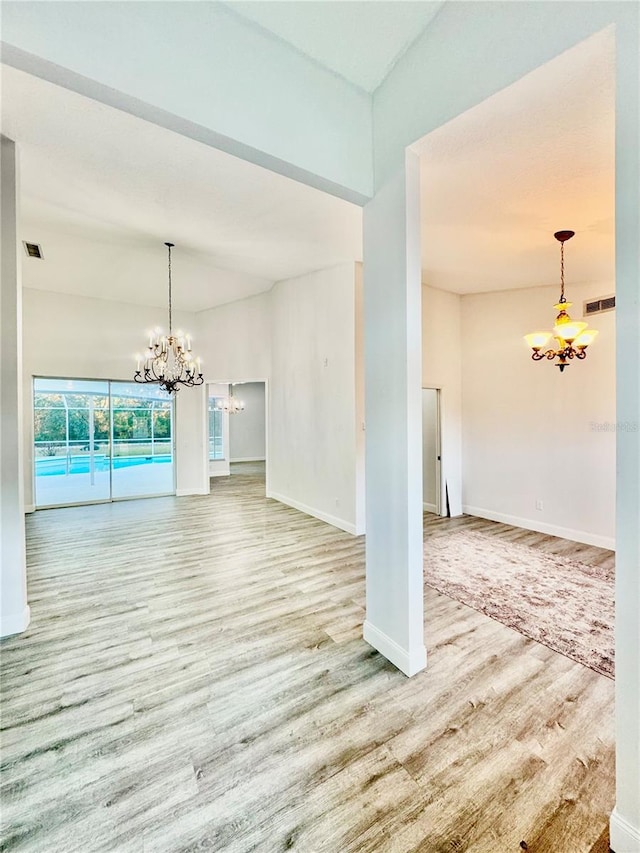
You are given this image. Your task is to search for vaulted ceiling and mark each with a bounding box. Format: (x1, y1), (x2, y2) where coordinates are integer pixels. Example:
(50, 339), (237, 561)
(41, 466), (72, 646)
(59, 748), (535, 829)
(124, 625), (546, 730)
(1, 15), (614, 308)
(1, 65), (362, 312)
(222, 1), (444, 92)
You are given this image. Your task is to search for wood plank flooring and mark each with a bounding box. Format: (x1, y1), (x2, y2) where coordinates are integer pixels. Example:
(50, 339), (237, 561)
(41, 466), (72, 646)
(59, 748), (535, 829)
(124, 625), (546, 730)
(0, 464), (614, 852)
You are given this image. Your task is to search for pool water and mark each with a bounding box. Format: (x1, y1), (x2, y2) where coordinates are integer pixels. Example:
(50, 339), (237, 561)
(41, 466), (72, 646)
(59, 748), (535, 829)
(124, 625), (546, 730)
(36, 455), (172, 477)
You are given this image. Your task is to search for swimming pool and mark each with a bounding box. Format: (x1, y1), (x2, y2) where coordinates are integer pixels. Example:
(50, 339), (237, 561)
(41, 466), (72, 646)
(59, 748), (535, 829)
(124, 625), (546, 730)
(36, 455), (172, 477)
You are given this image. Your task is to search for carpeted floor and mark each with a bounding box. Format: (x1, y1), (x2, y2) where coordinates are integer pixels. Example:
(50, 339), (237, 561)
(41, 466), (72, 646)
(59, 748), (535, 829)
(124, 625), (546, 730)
(424, 529), (614, 678)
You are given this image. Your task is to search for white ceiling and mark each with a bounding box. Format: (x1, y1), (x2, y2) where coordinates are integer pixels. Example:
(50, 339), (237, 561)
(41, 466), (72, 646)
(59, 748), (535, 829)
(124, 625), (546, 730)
(1, 64), (362, 312)
(223, 1), (444, 93)
(418, 29), (615, 295)
(1, 25), (615, 308)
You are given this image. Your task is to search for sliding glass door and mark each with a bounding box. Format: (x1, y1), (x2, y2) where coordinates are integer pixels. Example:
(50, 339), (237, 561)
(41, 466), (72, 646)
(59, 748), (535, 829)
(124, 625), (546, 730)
(34, 379), (111, 506)
(110, 382), (174, 499)
(33, 377), (174, 508)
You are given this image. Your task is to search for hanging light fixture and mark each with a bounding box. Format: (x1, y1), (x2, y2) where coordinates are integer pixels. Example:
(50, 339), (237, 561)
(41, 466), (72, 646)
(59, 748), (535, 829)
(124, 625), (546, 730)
(524, 230), (598, 372)
(216, 384), (245, 414)
(134, 242), (204, 393)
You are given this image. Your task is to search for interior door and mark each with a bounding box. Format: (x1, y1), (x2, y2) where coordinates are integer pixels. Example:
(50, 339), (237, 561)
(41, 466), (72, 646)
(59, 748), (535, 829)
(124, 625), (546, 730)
(422, 388), (441, 515)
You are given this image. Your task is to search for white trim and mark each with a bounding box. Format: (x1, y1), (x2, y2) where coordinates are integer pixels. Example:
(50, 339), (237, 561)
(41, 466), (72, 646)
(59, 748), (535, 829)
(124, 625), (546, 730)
(423, 501), (437, 513)
(462, 505), (615, 551)
(0, 605), (31, 638)
(230, 456), (266, 463)
(610, 808), (640, 852)
(208, 471), (230, 479)
(176, 487), (210, 496)
(267, 490), (356, 535)
(363, 620), (426, 677)
(24, 504), (35, 514)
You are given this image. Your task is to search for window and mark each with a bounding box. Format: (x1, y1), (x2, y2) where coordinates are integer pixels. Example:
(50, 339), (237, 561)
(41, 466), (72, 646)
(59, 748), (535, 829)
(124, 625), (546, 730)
(208, 399), (224, 460)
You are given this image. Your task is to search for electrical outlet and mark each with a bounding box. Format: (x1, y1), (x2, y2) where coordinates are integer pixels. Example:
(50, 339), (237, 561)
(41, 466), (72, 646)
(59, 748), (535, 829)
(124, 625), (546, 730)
(535, 500), (544, 511)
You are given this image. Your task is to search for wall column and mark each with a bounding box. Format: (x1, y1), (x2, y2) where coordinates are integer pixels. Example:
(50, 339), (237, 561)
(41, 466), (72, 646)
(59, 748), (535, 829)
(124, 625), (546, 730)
(1, 135), (30, 638)
(362, 149), (426, 676)
(611, 13), (640, 853)
(175, 383), (209, 497)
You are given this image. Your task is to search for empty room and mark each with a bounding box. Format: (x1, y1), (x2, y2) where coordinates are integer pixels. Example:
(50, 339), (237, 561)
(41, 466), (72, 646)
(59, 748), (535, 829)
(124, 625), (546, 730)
(1, 3), (638, 852)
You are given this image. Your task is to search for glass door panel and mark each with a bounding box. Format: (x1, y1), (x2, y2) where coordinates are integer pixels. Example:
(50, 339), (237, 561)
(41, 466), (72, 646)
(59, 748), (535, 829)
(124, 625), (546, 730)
(34, 378), (111, 507)
(109, 381), (174, 499)
(208, 400), (224, 461)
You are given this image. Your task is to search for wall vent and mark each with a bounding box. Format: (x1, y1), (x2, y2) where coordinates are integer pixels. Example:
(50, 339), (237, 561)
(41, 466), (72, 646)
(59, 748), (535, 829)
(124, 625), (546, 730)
(23, 241), (44, 259)
(584, 294), (615, 316)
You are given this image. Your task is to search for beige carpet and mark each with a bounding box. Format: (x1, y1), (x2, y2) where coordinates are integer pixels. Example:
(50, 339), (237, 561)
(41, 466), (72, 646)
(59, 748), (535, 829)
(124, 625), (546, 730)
(425, 530), (614, 678)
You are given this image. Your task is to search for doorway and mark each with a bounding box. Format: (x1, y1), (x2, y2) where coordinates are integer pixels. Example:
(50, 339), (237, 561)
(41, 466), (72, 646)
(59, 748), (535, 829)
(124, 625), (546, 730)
(206, 380), (267, 483)
(422, 387), (441, 515)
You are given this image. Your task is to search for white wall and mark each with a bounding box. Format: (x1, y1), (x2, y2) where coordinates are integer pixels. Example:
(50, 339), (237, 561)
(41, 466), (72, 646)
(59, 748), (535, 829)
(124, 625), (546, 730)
(21, 288), (207, 506)
(197, 292), (271, 383)
(229, 382), (265, 462)
(269, 263), (361, 534)
(354, 262), (365, 535)
(1, 136), (29, 638)
(422, 285), (462, 516)
(175, 384), (208, 496)
(373, 3), (631, 186)
(197, 274), (362, 534)
(461, 283), (616, 548)
(1, 1), (372, 202)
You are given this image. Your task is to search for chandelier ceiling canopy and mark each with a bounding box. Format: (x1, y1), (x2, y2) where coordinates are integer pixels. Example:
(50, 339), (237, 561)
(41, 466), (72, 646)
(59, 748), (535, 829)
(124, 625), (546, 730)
(524, 230), (598, 372)
(134, 243), (204, 394)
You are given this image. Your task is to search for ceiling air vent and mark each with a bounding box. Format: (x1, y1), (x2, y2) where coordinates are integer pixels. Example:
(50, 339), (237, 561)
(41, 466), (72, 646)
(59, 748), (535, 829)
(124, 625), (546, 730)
(23, 241), (44, 259)
(584, 294), (615, 316)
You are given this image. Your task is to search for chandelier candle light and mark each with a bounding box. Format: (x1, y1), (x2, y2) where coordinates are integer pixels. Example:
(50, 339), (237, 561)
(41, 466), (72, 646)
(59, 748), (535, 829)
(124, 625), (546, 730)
(524, 230), (598, 372)
(135, 242), (204, 393)
(217, 384), (245, 414)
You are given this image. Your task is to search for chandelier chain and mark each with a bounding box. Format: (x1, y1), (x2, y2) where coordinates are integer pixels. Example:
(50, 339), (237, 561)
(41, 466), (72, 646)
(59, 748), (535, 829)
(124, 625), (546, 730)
(559, 241), (565, 303)
(167, 243), (173, 334)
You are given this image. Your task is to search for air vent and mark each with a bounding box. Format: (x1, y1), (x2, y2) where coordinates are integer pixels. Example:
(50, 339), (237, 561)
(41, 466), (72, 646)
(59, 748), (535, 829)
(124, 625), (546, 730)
(23, 241), (44, 259)
(584, 294), (615, 316)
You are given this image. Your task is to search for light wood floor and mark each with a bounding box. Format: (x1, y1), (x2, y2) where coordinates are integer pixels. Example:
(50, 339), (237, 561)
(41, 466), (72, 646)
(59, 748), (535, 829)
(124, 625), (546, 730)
(0, 464), (614, 852)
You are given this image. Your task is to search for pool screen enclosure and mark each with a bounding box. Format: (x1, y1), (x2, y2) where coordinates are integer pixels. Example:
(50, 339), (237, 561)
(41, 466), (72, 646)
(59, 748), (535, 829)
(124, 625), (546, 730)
(33, 378), (175, 508)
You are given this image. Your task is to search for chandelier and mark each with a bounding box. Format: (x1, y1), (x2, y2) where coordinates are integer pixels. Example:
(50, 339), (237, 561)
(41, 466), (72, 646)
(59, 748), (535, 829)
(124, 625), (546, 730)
(216, 384), (245, 414)
(524, 230), (598, 372)
(134, 242), (204, 393)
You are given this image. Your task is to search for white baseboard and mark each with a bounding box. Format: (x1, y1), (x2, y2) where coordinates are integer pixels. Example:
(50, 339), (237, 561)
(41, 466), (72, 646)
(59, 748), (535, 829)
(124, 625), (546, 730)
(266, 490), (356, 535)
(610, 808), (640, 852)
(363, 620), (426, 677)
(176, 486), (210, 497)
(423, 501), (437, 513)
(24, 504), (35, 514)
(0, 605), (31, 638)
(230, 456), (266, 463)
(208, 471), (230, 478)
(462, 505), (615, 551)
